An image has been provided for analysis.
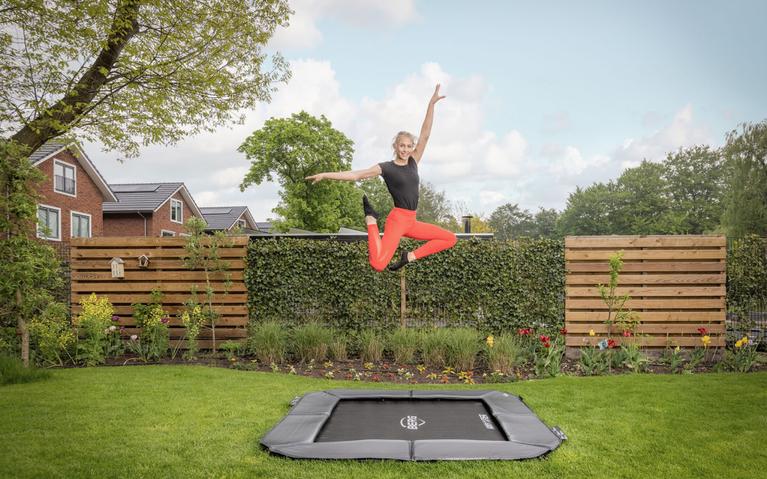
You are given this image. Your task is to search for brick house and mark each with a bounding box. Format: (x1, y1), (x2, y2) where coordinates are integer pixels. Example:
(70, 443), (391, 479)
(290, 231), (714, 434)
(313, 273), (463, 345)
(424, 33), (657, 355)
(200, 206), (258, 233)
(30, 140), (118, 242)
(103, 182), (204, 237)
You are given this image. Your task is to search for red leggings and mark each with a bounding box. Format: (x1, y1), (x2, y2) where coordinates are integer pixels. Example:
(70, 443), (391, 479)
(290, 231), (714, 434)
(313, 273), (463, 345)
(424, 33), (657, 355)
(367, 207), (457, 272)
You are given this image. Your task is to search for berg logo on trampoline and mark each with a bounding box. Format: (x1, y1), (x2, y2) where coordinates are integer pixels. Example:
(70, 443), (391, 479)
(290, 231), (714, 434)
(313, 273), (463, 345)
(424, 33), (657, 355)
(400, 415), (426, 430)
(478, 414), (495, 430)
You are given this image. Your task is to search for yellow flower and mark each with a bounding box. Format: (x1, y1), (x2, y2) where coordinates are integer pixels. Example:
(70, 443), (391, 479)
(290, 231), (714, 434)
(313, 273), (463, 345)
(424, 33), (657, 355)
(742, 336), (749, 345)
(701, 335), (711, 347)
(486, 335), (494, 348)
(674, 346), (680, 353)
(735, 339), (743, 348)
(589, 329), (596, 337)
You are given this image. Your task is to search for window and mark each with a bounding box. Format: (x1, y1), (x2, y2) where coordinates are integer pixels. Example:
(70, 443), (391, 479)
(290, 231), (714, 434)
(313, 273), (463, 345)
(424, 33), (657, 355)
(170, 199), (183, 224)
(37, 205), (61, 240)
(53, 160), (76, 196)
(237, 219), (247, 229)
(71, 212), (91, 238)
(160, 230), (176, 237)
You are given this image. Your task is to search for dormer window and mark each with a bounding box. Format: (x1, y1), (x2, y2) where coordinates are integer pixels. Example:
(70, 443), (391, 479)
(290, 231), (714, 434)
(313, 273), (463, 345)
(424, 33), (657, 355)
(170, 199), (183, 224)
(237, 219), (247, 229)
(54, 160), (76, 196)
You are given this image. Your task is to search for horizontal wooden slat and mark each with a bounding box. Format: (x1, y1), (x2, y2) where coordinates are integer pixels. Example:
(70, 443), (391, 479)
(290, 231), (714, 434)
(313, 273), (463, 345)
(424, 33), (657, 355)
(566, 298), (724, 309)
(565, 235), (726, 248)
(108, 317), (249, 327)
(566, 336), (726, 348)
(71, 248), (246, 259)
(70, 259), (247, 270)
(565, 323), (725, 334)
(567, 286), (726, 297)
(566, 249), (725, 261)
(72, 282), (246, 293)
(566, 274), (726, 285)
(566, 311), (725, 322)
(121, 327), (247, 339)
(72, 271), (244, 281)
(566, 262), (725, 273)
(72, 293), (248, 304)
(72, 305), (247, 315)
(71, 236), (249, 247)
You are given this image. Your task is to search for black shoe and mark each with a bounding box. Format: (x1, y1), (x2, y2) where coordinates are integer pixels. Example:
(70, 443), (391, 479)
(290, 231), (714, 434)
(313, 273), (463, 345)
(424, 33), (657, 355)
(362, 195), (379, 219)
(388, 250), (411, 271)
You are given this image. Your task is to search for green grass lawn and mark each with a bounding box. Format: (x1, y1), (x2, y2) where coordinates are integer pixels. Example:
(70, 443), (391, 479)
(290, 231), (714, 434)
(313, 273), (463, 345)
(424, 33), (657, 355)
(1, 366), (766, 479)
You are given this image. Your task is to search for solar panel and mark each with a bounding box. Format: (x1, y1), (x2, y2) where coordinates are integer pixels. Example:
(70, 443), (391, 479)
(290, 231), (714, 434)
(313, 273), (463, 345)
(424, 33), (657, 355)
(202, 207), (233, 214)
(111, 184), (161, 193)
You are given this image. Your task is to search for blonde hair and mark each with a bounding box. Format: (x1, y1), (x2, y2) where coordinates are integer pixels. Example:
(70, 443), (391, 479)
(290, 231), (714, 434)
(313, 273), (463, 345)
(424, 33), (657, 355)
(391, 131), (417, 155)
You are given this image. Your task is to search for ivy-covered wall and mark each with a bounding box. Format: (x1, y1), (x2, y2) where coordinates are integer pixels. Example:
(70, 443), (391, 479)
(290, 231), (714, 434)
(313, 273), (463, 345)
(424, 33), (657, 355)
(727, 235), (767, 314)
(245, 238), (565, 334)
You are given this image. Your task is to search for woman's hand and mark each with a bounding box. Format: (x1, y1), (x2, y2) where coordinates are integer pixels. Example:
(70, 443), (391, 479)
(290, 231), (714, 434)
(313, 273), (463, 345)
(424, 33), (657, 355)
(305, 173), (325, 184)
(429, 84), (446, 105)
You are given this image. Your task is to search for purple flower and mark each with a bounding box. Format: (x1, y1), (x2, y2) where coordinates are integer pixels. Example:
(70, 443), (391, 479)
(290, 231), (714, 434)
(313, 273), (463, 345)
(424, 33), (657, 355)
(111, 315), (120, 322)
(119, 326), (126, 332)
(161, 317), (170, 324)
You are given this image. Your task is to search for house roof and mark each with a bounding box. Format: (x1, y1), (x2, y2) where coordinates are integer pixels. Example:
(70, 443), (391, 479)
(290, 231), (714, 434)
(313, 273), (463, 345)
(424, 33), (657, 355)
(103, 182), (204, 219)
(29, 140), (118, 202)
(200, 206), (255, 230)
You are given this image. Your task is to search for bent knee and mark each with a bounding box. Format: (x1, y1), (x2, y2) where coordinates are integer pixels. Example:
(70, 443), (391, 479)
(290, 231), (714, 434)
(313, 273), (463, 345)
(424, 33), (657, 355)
(370, 261), (387, 272)
(448, 233), (458, 247)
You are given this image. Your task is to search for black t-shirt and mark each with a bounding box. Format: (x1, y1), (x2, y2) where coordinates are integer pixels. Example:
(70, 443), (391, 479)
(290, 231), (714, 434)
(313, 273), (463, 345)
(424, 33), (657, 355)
(378, 156), (419, 211)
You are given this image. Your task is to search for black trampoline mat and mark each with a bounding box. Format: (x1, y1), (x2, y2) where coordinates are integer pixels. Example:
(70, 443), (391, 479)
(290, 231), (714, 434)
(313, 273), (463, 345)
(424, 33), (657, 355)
(315, 399), (506, 442)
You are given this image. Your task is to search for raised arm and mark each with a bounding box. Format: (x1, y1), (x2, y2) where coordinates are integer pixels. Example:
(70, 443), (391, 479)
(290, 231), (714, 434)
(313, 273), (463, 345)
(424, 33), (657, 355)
(305, 164), (382, 184)
(412, 84), (446, 163)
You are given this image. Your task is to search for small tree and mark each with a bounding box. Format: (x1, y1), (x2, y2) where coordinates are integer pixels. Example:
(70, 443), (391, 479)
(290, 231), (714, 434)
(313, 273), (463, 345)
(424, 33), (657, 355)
(183, 217), (233, 353)
(0, 140), (66, 367)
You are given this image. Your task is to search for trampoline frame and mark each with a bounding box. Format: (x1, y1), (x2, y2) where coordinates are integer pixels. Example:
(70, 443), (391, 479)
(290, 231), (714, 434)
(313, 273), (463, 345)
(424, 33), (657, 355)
(261, 389), (565, 461)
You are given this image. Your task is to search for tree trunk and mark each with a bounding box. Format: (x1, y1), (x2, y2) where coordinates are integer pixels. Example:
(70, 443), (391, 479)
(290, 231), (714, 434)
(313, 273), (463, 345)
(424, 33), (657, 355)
(10, 0), (141, 153)
(17, 288), (29, 367)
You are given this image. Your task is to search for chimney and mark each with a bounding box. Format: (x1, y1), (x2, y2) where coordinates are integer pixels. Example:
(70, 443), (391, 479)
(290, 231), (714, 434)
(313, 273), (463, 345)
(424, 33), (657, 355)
(461, 215), (473, 234)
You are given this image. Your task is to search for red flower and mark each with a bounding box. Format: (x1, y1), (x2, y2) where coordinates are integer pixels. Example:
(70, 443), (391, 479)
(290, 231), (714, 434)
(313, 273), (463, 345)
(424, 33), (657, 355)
(697, 327), (708, 335)
(559, 328), (568, 335)
(622, 330), (632, 337)
(607, 339), (616, 349)
(518, 328), (532, 336)
(539, 335), (550, 343)
(543, 342), (551, 348)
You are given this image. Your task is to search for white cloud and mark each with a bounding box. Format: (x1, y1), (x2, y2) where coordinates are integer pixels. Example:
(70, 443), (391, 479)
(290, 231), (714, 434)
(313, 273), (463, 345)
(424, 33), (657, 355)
(544, 144), (610, 177)
(269, 0), (418, 50)
(613, 104), (711, 169)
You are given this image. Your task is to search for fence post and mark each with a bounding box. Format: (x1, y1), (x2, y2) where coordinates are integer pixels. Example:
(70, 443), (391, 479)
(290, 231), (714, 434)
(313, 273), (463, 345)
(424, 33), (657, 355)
(400, 270), (406, 328)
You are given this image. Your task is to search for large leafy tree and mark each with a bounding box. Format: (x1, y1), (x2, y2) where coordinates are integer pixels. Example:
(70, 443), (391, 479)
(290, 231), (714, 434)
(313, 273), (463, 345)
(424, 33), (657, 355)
(556, 183), (618, 236)
(612, 160), (674, 234)
(417, 182), (458, 231)
(1, 0), (291, 156)
(239, 111), (363, 232)
(488, 203), (536, 240)
(721, 121), (767, 237)
(662, 145), (725, 234)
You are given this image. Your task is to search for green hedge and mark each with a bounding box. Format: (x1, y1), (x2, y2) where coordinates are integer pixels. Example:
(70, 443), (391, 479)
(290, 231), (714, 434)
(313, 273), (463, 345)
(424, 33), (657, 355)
(245, 237), (565, 334)
(727, 235), (767, 313)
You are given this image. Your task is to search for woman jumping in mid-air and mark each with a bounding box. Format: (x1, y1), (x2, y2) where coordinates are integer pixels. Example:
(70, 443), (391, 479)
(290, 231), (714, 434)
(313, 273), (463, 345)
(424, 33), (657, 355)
(306, 84), (457, 272)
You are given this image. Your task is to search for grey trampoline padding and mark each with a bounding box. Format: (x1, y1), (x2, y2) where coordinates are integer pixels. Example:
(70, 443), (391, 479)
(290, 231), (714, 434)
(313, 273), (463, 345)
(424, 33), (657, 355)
(261, 389), (565, 461)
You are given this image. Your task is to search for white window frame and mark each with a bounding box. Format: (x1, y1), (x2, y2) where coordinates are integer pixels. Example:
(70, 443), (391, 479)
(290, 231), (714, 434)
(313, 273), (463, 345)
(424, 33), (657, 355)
(70, 211), (92, 238)
(37, 204), (62, 241)
(53, 159), (77, 197)
(160, 229), (176, 237)
(170, 198), (183, 224)
(236, 219), (247, 229)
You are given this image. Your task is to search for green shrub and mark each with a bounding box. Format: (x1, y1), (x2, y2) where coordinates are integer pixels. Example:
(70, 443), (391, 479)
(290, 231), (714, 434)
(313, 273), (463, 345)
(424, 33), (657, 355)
(421, 328), (449, 368)
(388, 328), (420, 364)
(248, 321), (287, 364)
(0, 355), (51, 386)
(358, 329), (384, 363)
(485, 334), (526, 375)
(75, 293), (115, 366)
(578, 347), (611, 376)
(28, 302), (74, 367)
(328, 331), (348, 361)
(292, 323), (331, 363)
(130, 290), (170, 362)
(443, 328), (480, 371)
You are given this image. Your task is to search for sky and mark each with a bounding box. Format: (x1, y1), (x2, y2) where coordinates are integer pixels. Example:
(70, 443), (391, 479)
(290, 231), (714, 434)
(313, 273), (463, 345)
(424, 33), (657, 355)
(87, 0), (767, 222)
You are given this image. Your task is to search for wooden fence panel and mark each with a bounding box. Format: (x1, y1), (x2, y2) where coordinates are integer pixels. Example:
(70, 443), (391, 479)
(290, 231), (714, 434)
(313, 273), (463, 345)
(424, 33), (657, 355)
(70, 236), (250, 349)
(565, 235), (726, 353)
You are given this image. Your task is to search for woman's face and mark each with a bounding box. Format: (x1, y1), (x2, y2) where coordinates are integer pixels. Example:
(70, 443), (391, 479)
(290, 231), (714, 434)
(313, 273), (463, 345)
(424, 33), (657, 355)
(395, 136), (414, 161)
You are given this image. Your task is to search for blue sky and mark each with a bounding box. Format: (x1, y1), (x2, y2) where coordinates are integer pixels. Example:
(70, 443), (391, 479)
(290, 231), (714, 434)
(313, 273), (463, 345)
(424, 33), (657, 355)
(92, 0), (767, 222)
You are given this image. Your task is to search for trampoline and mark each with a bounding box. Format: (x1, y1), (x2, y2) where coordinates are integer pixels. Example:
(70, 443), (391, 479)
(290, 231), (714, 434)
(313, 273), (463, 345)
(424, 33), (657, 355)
(261, 389), (566, 461)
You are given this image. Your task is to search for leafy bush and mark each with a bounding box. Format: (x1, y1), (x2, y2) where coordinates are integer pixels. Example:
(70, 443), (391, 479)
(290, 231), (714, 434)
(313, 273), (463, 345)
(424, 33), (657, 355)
(358, 329), (384, 363)
(130, 290), (169, 362)
(485, 334), (526, 375)
(292, 323), (331, 363)
(0, 355), (51, 386)
(28, 302), (74, 366)
(443, 328), (480, 371)
(74, 293), (115, 366)
(180, 296), (207, 360)
(248, 321), (287, 364)
(578, 347), (611, 376)
(388, 328), (420, 364)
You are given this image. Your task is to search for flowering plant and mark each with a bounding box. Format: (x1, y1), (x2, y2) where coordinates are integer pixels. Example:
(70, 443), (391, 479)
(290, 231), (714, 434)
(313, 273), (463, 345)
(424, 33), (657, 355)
(75, 293), (115, 366)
